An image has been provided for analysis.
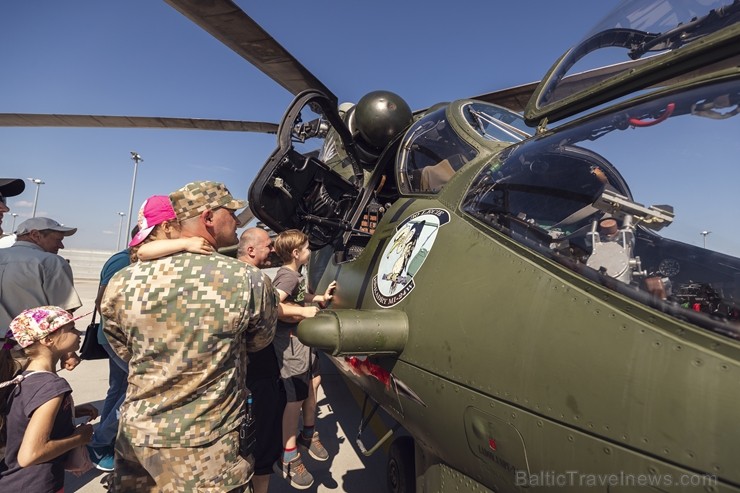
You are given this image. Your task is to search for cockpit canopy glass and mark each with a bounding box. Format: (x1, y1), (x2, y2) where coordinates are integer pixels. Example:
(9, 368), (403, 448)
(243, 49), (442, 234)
(461, 102), (531, 142)
(397, 107), (478, 194)
(532, 0), (739, 113)
(464, 76), (740, 339)
(583, 0), (736, 62)
(463, 145), (628, 236)
(397, 103), (529, 194)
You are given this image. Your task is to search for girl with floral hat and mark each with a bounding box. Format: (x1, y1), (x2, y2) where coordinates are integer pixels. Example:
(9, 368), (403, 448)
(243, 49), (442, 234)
(0, 306), (98, 492)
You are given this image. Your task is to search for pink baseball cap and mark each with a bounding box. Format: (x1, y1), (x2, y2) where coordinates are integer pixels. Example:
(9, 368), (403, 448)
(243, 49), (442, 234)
(128, 195), (177, 247)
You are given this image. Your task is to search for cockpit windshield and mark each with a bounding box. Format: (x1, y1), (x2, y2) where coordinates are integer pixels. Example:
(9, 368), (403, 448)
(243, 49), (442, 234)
(397, 103), (528, 194)
(461, 102), (530, 142)
(397, 107), (478, 194)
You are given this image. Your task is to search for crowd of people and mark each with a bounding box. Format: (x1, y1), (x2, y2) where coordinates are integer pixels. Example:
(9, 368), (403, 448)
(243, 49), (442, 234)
(0, 178), (336, 492)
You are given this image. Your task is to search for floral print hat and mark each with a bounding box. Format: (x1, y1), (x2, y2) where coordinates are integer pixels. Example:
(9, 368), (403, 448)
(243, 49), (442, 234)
(9, 306), (83, 348)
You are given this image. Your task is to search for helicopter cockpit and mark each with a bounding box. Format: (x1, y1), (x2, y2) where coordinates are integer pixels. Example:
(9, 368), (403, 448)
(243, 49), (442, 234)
(464, 76), (740, 339)
(458, 0), (740, 340)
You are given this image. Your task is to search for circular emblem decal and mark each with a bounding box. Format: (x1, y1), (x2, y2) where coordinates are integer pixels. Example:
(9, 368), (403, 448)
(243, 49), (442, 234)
(373, 208), (450, 307)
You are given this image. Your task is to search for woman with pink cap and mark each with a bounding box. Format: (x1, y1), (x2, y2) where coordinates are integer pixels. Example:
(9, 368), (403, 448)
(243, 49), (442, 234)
(0, 306), (99, 491)
(130, 194), (213, 262)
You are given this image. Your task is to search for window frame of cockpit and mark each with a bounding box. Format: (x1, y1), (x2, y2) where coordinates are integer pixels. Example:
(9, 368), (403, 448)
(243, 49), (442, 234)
(458, 100), (532, 143)
(396, 105), (479, 195)
(395, 100), (532, 196)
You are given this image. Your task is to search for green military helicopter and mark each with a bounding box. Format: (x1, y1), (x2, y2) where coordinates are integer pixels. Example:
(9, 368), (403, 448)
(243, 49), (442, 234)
(5, 0), (740, 491)
(242, 0), (740, 491)
(165, 0), (740, 491)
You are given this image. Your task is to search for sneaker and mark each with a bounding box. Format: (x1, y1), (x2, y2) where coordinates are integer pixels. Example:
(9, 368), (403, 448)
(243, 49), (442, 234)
(297, 431), (329, 461)
(87, 445), (114, 472)
(273, 454), (314, 490)
(100, 472), (113, 490)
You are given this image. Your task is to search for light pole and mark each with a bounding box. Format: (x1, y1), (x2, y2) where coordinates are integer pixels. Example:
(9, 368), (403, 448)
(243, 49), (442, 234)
(125, 151), (144, 234)
(27, 178), (45, 218)
(700, 230), (711, 249)
(10, 213), (18, 232)
(116, 212), (127, 250)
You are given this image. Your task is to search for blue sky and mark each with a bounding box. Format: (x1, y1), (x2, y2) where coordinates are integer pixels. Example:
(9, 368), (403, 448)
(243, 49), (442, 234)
(1, 1), (615, 251)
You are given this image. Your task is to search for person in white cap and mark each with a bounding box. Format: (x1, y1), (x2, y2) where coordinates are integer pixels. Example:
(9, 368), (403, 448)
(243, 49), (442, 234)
(13, 217), (77, 255)
(0, 217), (82, 353)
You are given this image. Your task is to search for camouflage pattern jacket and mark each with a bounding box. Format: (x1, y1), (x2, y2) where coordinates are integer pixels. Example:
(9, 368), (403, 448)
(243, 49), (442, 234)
(102, 251), (277, 448)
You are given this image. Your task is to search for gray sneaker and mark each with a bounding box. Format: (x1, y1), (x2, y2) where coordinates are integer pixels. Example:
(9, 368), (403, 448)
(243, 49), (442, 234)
(273, 454), (314, 490)
(297, 431), (329, 461)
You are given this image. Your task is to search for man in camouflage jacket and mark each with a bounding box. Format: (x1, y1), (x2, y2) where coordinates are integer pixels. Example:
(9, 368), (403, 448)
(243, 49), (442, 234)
(102, 181), (278, 492)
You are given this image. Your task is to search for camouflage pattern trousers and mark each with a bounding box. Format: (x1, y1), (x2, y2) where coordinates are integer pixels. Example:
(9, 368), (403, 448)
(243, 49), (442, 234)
(112, 428), (254, 492)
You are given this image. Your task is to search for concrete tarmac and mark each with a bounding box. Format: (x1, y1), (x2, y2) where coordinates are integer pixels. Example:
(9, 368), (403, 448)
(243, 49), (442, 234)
(63, 279), (388, 492)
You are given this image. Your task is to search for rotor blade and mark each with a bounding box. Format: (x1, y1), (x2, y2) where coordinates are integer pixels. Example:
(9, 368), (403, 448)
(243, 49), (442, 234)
(0, 114), (278, 134)
(163, 0), (336, 102)
(236, 207), (255, 227)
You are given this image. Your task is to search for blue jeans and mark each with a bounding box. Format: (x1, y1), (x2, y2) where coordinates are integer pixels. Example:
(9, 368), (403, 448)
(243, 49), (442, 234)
(91, 344), (128, 449)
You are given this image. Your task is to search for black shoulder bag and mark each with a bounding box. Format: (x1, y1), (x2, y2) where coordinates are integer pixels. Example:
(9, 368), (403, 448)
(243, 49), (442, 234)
(79, 310), (109, 360)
